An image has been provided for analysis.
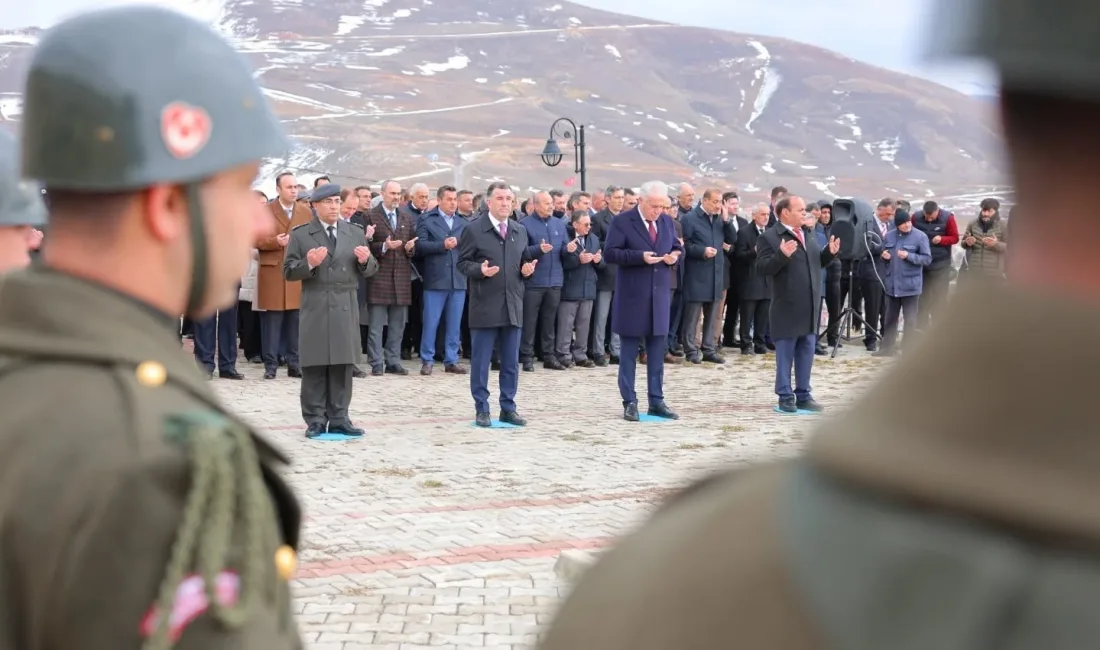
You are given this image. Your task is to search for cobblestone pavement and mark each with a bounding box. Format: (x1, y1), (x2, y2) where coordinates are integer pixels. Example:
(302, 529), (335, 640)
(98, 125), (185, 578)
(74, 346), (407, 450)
(209, 343), (888, 649)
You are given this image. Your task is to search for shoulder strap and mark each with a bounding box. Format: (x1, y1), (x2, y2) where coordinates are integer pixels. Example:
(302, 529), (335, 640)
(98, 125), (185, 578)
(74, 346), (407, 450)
(779, 462), (1100, 650)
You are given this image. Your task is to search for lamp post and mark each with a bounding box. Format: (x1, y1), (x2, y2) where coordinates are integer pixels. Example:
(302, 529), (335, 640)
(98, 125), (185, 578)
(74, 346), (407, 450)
(539, 117), (586, 192)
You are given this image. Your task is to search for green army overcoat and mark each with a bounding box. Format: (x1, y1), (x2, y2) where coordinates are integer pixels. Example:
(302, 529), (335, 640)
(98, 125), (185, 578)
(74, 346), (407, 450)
(541, 282), (1100, 649)
(283, 217), (378, 367)
(0, 267), (303, 649)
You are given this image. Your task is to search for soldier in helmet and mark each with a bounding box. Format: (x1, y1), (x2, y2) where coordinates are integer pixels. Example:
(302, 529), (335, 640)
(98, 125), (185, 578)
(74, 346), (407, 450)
(540, 1), (1100, 648)
(0, 6), (303, 649)
(0, 129), (46, 271)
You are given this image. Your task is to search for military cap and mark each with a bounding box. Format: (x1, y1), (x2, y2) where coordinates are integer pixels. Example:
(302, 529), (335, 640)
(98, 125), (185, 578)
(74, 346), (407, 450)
(309, 183), (341, 203)
(930, 0), (1097, 100)
(0, 130), (46, 228)
(19, 5), (288, 190)
(298, 190), (313, 203)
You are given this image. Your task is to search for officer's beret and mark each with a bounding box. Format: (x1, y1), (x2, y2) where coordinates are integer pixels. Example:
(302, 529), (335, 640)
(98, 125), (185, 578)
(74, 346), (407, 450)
(310, 183), (340, 202)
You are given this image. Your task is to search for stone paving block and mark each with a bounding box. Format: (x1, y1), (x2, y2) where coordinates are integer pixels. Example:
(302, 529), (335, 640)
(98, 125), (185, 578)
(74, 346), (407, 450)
(199, 340), (885, 648)
(552, 550), (599, 583)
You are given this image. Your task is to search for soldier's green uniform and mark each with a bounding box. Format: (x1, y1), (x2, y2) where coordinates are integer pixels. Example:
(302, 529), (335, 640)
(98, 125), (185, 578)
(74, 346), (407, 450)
(540, 2), (1100, 649)
(0, 6), (303, 650)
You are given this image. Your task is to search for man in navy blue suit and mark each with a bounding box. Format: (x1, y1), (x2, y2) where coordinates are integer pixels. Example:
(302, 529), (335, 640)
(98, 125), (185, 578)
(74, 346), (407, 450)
(603, 181), (684, 422)
(755, 195), (841, 412)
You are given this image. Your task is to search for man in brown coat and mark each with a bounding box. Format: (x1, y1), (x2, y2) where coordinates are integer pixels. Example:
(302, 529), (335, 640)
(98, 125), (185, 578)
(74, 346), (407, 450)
(365, 179), (417, 375)
(540, 1), (1100, 647)
(256, 171), (312, 379)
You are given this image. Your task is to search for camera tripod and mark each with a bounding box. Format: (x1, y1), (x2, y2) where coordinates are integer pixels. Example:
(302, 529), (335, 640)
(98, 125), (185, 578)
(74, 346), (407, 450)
(828, 261), (879, 359)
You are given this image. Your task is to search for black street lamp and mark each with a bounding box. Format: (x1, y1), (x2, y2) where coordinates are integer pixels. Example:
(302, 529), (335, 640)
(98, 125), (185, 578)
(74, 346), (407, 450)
(539, 117), (586, 191)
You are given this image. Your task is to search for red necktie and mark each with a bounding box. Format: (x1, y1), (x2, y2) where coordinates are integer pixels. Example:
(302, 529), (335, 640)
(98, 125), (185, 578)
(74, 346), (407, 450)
(794, 228), (804, 248)
(499, 221), (507, 239)
(648, 220), (657, 243)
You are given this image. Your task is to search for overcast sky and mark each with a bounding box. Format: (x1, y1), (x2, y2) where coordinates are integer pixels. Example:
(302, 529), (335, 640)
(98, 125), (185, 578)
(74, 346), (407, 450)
(3, 0), (993, 93)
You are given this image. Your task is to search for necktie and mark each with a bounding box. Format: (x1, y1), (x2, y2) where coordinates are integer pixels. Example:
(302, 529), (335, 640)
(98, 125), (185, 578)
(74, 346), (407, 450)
(648, 220), (657, 243)
(794, 228), (805, 248)
(499, 221), (507, 239)
(327, 225), (336, 248)
(388, 211), (396, 232)
(880, 221), (887, 237)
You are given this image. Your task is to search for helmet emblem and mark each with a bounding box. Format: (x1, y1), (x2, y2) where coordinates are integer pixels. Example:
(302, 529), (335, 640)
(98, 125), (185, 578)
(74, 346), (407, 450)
(161, 102), (212, 159)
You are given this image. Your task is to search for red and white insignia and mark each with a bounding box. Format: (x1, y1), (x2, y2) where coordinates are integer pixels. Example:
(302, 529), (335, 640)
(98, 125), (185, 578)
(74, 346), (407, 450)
(139, 572), (239, 641)
(160, 102), (212, 159)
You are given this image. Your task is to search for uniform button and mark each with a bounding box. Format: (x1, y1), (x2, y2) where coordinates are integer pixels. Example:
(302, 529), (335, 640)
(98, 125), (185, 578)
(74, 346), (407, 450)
(274, 545), (297, 580)
(135, 360), (166, 386)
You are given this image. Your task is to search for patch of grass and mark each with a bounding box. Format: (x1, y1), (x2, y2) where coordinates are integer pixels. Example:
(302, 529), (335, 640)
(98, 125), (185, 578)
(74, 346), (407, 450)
(561, 434), (583, 442)
(677, 442), (706, 450)
(368, 467), (416, 478)
(421, 479), (445, 488)
(720, 424), (747, 433)
(711, 442), (728, 448)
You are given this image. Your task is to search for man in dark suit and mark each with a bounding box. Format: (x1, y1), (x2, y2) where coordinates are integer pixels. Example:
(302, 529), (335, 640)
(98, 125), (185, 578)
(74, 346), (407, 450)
(457, 181), (537, 428)
(365, 180), (418, 376)
(604, 181), (684, 422)
(415, 185), (468, 376)
(734, 203), (773, 354)
(680, 188), (727, 364)
(720, 191), (748, 348)
(588, 185), (624, 365)
(756, 196), (841, 413)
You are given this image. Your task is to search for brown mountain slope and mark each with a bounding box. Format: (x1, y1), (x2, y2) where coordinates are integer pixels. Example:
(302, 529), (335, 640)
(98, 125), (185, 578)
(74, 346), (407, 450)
(0, 0), (1006, 209)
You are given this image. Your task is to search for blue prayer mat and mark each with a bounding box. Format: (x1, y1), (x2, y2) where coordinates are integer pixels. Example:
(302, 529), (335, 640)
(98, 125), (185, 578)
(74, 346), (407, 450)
(470, 419), (521, 429)
(308, 432), (363, 441)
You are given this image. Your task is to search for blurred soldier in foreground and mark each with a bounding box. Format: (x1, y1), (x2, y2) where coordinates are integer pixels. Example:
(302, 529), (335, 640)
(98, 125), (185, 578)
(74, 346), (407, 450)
(0, 130), (46, 271)
(0, 7), (303, 649)
(540, 1), (1100, 647)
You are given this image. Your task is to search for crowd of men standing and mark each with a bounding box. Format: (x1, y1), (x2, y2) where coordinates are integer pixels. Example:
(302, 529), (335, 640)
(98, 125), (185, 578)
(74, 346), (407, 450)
(185, 172), (1010, 428)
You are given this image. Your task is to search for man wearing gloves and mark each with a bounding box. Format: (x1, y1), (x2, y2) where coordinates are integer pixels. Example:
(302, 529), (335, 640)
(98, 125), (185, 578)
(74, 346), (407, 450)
(875, 209), (931, 356)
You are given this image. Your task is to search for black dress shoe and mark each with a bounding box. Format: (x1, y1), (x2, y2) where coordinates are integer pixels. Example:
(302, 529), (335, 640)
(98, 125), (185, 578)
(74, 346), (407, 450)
(593, 355), (608, 367)
(669, 346), (685, 357)
(702, 353), (726, 364)
(741, 347), (753, 355)
(328, 423), (365, 437)
(353, 369), (368, 378)
(777, 400), (797, 413)
(386, 364), (409, 375)
(609, 355), (620, 365)
(544, 358), (565, 370)
(765, 342), (776, 351)
(796, 399), (824, 412)
(401, 348), (413, 360)
(490, 360), (501, 371)
(814, 345), (827, 356)
(688, 355), (702, 365)
(371, 365), (384, 376)
(499, 411), (527, 426)
(522, 361), (534, 372)
(263, 370), (276, 380)
(754, 346), (768, 355)
(475, 412), (492, 427)
(647, 402), (679, 420)
(578, 359), (595, 368)
(287, 367), (303, 378)
(248, 356), (263, 364)
(445, 364), (468, 374)
(623, 402), (640, 422)
(218, 370), (245, 380)
(305, 423), (326, 439)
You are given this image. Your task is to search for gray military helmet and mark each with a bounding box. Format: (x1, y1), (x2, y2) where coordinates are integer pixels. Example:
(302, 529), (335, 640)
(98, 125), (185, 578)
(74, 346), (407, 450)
(18, 5), (289, 315)
(20, 5), (288, 190)
(929, 0), (1090, 99)
(0, 130), (46, 228)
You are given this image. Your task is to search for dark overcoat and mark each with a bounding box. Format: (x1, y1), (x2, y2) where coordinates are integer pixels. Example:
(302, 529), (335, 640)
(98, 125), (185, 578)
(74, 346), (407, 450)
(456, 215), (532, 329)
(560, 232), (603, 302)
(365, 204), (416, 306)
(604, 207), (683, 338)
(590, 207), (618, 292)
(349, 210), (373, 324)
(755, 224), (836, 340)
(283, 217), (379, 367)
(680, 206), (726, 303)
